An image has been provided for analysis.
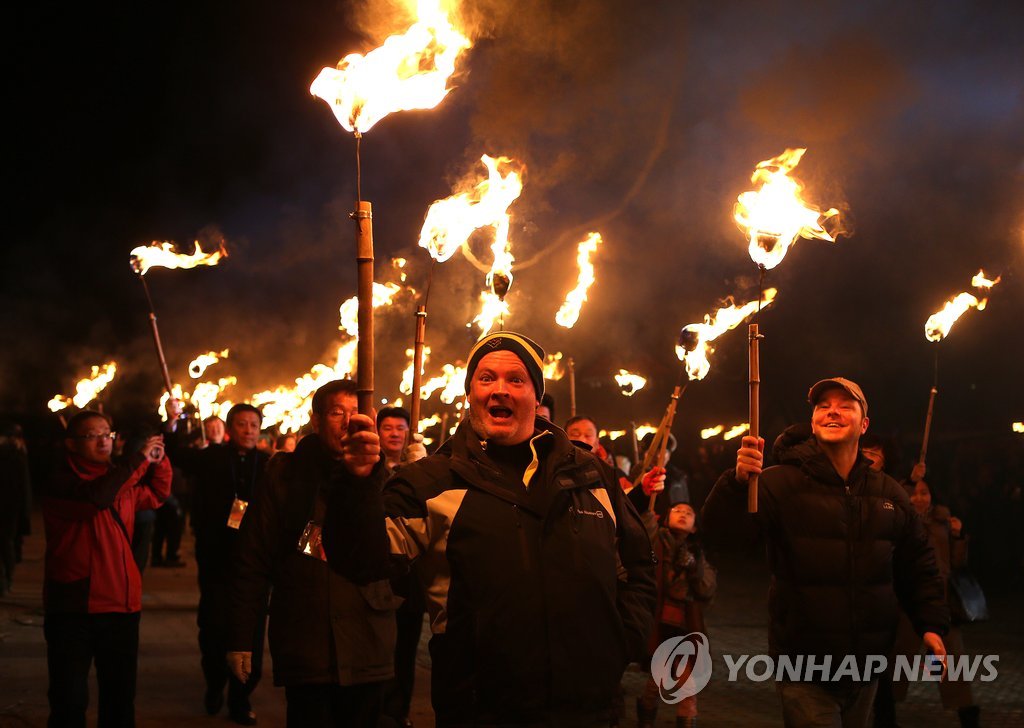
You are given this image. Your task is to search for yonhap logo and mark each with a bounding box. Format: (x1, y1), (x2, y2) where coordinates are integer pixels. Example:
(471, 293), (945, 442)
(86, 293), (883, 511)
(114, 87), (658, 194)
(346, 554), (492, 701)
(650, 632), (713, 703)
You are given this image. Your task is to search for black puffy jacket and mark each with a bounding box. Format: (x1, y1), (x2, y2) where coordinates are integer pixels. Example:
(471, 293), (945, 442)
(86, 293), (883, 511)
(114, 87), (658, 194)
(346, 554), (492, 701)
(324, 418), (656, 725)
(702, 427), (949, 671)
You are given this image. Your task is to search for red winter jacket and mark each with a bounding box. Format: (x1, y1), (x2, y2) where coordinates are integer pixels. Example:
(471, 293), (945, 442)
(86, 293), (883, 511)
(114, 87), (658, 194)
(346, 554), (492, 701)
(43, 451), (172, 614)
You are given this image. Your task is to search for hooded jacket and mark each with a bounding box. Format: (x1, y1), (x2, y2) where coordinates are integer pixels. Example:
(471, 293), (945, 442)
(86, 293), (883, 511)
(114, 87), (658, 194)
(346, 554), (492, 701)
(43, 451), (171, 614)
(702, 426), (948, 673)
(227, 434), (397, 687)
(323, 417), (656, 725)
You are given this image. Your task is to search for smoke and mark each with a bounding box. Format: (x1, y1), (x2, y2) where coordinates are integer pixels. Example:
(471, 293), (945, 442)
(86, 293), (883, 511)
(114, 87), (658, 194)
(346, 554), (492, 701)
(5, 0), (1023, 445)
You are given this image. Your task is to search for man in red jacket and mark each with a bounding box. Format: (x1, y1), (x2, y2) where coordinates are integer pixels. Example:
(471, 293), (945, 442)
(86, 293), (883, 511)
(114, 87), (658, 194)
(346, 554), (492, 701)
(43, 410), (171, 727)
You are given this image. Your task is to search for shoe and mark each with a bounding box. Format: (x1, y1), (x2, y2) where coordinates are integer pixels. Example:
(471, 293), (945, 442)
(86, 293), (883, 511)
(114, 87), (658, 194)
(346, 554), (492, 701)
(230, 709), (258, 725)
(204, 687), (224, 715)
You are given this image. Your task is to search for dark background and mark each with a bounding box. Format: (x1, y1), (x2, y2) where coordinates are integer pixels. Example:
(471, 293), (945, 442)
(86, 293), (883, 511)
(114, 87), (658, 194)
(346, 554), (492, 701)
(5, 0), (1022, 465)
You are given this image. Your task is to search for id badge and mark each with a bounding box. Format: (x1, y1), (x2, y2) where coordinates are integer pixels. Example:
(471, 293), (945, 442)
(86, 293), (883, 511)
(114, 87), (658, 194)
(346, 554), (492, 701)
(227, 498), (249, 529)
(297, 520), (327, 562)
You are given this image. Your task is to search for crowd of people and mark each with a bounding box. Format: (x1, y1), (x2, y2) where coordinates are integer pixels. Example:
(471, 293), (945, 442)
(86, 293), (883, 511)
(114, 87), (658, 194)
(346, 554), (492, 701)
(2, 330), (1020, 727)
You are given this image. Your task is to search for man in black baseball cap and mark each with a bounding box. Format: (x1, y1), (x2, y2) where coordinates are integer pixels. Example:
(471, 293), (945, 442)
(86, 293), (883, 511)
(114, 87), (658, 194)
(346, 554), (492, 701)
(703, 376), (948, 728)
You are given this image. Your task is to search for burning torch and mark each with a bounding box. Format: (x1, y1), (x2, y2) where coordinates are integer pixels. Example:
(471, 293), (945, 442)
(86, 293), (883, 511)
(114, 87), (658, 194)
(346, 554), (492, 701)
(918, 269), (1001, 466)
(733, 148), (841, 511)
(310, 3), (471, 414)
(129, 240), (225, 403)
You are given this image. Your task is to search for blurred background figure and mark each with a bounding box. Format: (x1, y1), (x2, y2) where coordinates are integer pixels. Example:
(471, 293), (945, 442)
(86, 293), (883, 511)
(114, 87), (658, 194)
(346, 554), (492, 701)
(0, 420), (32, 596)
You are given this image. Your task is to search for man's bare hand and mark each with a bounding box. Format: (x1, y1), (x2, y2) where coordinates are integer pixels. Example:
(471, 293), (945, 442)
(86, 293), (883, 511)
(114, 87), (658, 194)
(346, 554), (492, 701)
(922, 631), (947, 678)
(641, 467), (666, 497)
(910, 461), (926, 484)
(226, 651), (252, 684)
(735, 435), (764, 484)
(949, 516), (963, 538)
(142, 435), (165, 464)
(344, 413), (380, 477)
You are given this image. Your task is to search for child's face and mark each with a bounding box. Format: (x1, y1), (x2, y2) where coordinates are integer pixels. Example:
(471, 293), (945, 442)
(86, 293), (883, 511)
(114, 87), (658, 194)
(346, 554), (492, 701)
(667, 503), (696, 534)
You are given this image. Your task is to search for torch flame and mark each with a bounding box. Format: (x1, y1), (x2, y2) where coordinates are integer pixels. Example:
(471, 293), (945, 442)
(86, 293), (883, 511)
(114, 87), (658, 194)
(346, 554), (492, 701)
(723, 423), (749, 441)
(339, 282), (402, 337)
(189, 350), (229, 379)
(734, 148), (839, 270)
(635, 424), (658, 440)
(48, 362), (118, 412)
(309, 0), (471, 134)
(615, 369), (647, 397)
(543, 352), (565, 381)
(925, 271), (1000, 342)
(555, 233), (602, 328)
(676, 289), (778, 380)
(1013, 421), (1024, 434)
(599, 429), (628, 441)
(971, 269), (1001, 289)
(471, 291), (510, 336)
(420, 154), (523, 262)
(129, 240), (226, 275)
(700, 425), (724, 440)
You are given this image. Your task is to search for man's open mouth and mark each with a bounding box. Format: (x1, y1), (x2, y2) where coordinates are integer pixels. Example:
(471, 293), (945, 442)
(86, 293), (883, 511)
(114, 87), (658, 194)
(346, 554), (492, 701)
(488, 406), (513, 419)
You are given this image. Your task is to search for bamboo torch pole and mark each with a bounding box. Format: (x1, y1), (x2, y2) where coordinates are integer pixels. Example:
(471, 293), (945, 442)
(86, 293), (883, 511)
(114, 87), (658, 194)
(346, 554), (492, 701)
(568, 357), (577, 417)
(748, 323), (761, 513)
(409, 305), (427, 431)
(353, 198), (375, 415)
(918, 346), (939, 466)
(132, 266), (175, 399)
(648, 386), (682, 512)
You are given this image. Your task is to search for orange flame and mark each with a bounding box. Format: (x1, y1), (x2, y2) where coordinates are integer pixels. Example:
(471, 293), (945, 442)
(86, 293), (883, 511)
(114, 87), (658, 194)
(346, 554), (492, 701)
(676, 289), (778, 380)
(599, 429), (628, 441)
(971, 269), (1001, 289)
(700, 425), (724, 440)
(189, 349), (229, 379)
(615, 369), (647, 397)
(1013, 422), (1024, 434)
(925, 271), (1000, 342)
(251, 341), (359, 433)
(635, 424), (658, 440)
(339, 282), (402, 336)
(723, 423), (749, 441)
(309, 0), (471, 134)
(158, 376), (237, 422)
(734, 148), (839, 270)
(129, 240), (226, 275)
(543, 352), (565, 381)
(48, 362), (118, 412)
(471, 291), (510, 336)
(555, 233), (601, 328)
(420, 154), (524, 264)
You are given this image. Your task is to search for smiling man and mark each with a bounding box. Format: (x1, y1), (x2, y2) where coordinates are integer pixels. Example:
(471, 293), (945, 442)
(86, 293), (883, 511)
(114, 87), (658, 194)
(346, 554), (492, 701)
(323, 331), (656, 726)
(702, 377), (950, 728)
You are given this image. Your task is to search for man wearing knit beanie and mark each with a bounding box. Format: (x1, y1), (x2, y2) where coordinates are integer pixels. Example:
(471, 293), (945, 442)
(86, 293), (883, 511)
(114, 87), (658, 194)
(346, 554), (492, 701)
(324, 330), (657, 725)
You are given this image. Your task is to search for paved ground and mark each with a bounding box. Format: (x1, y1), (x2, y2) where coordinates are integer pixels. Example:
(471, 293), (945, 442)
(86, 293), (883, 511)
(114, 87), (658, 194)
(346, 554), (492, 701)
(2, 515), (1021, 727)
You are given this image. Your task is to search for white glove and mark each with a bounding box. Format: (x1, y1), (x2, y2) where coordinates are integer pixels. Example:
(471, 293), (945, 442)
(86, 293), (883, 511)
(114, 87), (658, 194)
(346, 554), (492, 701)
(404, 433), (428, 463)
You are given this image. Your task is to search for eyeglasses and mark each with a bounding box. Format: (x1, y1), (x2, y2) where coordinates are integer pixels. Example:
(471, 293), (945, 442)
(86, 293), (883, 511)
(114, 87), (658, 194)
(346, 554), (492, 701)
(73, 432), (117, 442)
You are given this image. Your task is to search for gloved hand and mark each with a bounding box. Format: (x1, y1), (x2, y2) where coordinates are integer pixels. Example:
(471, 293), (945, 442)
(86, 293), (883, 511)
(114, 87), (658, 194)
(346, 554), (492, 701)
(641, 466), (666, 497)
(404, 433), (428, 463)
(226, 651), (252, 684)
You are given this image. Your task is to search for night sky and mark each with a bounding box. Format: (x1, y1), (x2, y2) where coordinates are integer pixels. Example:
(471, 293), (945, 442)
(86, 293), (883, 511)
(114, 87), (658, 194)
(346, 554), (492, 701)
(5, 0), (1022, 457)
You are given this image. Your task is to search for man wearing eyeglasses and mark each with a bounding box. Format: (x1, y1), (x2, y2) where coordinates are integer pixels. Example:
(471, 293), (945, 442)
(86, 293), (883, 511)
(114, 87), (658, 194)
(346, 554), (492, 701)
(226, 379), (399, 726)
(42, 409), (171, 727)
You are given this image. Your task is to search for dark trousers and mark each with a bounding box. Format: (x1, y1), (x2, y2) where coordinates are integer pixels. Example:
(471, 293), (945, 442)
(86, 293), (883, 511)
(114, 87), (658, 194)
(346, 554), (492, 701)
(381, 582), (425, 722)
(285, 682), (382, 728)
(151, 496), (184, 562)
(44, 611), (141, 728)
(197, 570), (265, 713)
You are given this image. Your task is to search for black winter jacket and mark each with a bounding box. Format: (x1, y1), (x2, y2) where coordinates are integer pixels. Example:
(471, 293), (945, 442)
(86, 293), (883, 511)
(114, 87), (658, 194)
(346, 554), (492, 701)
(702, 427), (949, 673)
(324, 418), (656, 725)
(228, 435), (398, 687)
